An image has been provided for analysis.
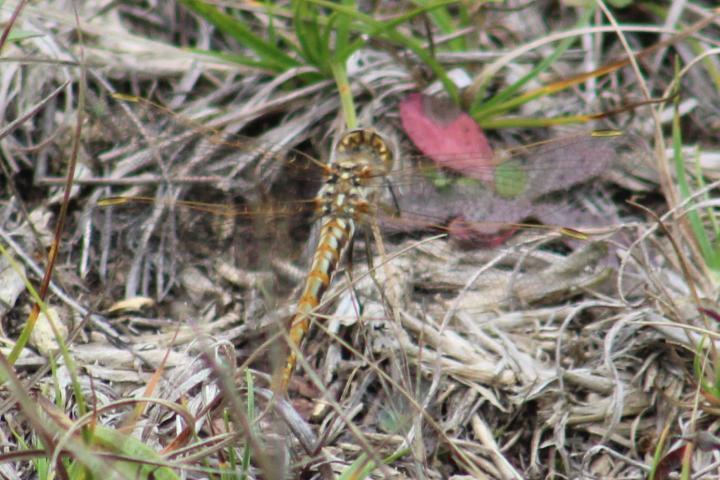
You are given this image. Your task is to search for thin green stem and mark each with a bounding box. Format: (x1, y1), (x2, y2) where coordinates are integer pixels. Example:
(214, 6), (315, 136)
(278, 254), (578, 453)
(332, 62), (357, 129)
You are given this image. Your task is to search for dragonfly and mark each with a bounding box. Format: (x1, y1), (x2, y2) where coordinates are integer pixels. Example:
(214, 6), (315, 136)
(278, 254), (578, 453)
(75, 96), (650, 392)
(278, 128), (393, 392)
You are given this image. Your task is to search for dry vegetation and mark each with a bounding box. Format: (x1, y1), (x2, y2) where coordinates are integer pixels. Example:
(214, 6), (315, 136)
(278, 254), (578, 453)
(1, 1), (720, 479)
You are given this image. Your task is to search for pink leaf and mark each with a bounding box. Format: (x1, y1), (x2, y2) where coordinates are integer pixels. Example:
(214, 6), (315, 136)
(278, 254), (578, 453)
(399, 93), (495, 181)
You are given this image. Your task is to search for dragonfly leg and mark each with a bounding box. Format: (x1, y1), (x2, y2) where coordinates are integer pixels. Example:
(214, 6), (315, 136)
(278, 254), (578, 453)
(363, 226), (396, 317)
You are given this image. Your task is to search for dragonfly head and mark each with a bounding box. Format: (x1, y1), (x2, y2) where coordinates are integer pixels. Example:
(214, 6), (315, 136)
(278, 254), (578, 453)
(333, 128), (394, 176)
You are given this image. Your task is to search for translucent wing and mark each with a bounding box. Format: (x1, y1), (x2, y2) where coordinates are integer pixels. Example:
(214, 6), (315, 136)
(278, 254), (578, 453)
(82, 95), (652, 310)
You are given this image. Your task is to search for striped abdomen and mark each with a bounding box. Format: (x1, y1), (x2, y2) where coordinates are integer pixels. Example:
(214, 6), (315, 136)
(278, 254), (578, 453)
(277, 216), (355, 392)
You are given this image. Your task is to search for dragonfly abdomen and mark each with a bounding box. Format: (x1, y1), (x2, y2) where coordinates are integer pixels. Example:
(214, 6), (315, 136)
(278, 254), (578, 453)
(279, 216), (355, 391)
(297, 216), (356, 312)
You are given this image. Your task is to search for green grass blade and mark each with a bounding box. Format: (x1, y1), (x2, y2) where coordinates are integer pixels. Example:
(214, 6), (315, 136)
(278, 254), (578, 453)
(180, 0), (300, 71)
(692, 147), (720, 242)
(411, 0), (467, 52)
(240, 369), (255, 479)
(293, 0), (324, 69)
(333, 0), (356, 60)
(309, 0), (460, 101)
(338, 448), (411, 479)
(185, 48), (295, 71)
(471, 6), (595, 118)
(332, 61), (357, 128)
(477, 112), (605, 129)
(387, 29), (458, 102)
(79, 425), (180, 480)
(672, 81), (720, 271)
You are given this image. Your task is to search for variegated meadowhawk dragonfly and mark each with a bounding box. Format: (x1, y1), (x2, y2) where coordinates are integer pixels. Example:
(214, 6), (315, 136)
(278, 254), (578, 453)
(71, 95), (651, 392)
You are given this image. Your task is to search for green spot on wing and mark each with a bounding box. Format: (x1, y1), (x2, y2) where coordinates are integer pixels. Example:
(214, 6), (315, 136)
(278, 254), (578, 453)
(494, 160), (527, 198)
(421, 165), (453, 190)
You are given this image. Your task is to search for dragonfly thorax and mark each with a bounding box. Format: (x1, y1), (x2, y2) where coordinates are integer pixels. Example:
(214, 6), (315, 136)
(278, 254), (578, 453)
(316, 128), (394, 220)
(316, 163), (374, 219)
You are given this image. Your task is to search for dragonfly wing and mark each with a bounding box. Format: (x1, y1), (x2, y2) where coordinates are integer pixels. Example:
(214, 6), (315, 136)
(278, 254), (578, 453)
(384, 177), (533, 237)
(380, 130), (649, 242)
(88, 99), (336, 304)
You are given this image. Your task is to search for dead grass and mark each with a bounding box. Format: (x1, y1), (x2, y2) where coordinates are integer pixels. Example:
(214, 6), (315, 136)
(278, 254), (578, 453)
(1, 1), (720, 479)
